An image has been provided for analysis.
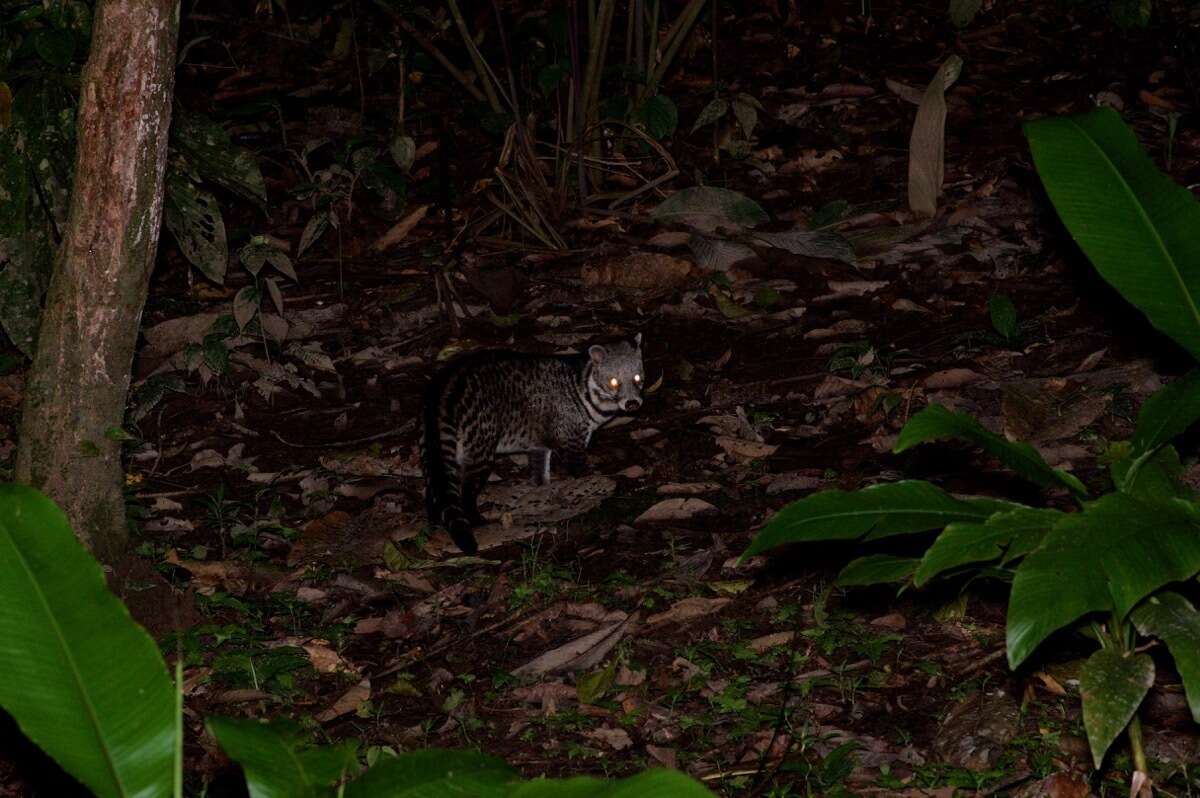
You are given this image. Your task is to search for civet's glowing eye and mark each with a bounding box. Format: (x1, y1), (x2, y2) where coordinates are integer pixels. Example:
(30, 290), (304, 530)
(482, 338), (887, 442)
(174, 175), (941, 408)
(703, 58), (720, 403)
(633, 374), (642, 383)
(609, 377), (620, 389)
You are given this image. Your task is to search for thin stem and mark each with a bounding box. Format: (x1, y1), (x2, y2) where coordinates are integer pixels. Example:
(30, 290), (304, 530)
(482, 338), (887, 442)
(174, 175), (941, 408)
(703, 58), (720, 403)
(446, 0), (504, 113)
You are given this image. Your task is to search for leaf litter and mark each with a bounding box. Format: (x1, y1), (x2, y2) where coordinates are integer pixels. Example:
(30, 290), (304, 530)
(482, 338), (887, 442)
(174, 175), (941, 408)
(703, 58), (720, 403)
(8, 3), (1194, 794)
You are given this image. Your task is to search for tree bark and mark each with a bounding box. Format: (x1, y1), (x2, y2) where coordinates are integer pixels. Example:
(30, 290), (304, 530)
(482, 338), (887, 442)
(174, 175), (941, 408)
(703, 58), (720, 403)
(15, 0), (180, 561)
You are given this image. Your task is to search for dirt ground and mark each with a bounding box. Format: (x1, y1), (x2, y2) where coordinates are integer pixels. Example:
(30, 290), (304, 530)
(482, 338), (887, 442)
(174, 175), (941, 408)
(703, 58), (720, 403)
(3, 0), (1200, 795)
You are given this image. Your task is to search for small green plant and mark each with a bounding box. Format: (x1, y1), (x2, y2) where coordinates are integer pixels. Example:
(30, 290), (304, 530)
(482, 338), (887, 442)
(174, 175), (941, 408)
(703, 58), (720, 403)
(743, 108), (1200, 782)
(0, 484), (715, 797)
(690, 90), (765, 161)
(987, 294), (1020, 342)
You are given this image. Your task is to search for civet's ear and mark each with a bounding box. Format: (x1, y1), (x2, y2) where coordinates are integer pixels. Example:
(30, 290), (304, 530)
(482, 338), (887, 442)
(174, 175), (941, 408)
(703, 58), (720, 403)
(632, 332), (642, 348)
(589, 344), (607, 364)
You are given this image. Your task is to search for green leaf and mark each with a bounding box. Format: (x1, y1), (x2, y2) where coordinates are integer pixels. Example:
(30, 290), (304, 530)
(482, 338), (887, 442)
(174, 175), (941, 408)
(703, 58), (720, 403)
(987, 294), (1019, 339)
(638, 95), (678, 140)
(741, 480), (1007, 559)
(691, 98), (728, 133)
(1111, 444), (1191, 501)
(731, 96), (758, 139)
(509, 769), (714, 798)
(713, 291), (753, 320)
(172, 110), (268, 210)
(1007, 493), (1200, 668)
(0, 261), (42, 356)
(1024, 107), (1200, 360)
(576, 659), (617, 705)
(389, 135), (416, 173)
(1131, 369), (1200, 456)
(894, 404), (1088, 499)
(1079, 647), (1153, 769)
(1131, 591), (1200, 722)
(914, 507), (1061, 586)
(343, 749), (514, 797)
(164, 167), (228, 285)
(233, 286), (260, 330)
(208, 717), (358, 798)
(948, 0), (982, 27)
(0, 484), (176, 798)
(537, 63), (569, 96)
(33, 28), (75, 67)
(651, 187), (768, 233)
(837, 554), (918, 587)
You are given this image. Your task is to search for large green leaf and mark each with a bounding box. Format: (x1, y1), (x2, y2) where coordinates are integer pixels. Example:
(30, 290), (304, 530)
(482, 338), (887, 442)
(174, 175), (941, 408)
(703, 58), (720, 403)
(1131, 369), (1200, 456)
(1131, 590), (1200, 722)
(509, 770), (714, 797)
(164, 166), (228, 285)
(1079, 647), (1154, 769)
(913, 507), (1061, 586)
(837, 554), (919, 587)
(742, 480), (1009, 559)
(171, 110), (267, 211)
(0, 484), (176, 798)
(208, 717), (359, 798)
(650, 187), (768, 233)
(1025, 107), (1200, 360)
(1007, 493), (1200, 668)
(344, 749), (514, 797)
(894, 404), (1087, 499)
(1111, 444), (1192, 501)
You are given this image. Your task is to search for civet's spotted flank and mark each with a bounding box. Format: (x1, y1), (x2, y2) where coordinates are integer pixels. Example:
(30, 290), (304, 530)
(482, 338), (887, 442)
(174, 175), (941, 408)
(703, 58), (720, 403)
(421, 335), (645, 554)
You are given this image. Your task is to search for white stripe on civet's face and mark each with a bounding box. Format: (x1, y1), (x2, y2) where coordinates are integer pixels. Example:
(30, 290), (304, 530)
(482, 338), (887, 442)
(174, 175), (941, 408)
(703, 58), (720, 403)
(588, 335), (645, 413)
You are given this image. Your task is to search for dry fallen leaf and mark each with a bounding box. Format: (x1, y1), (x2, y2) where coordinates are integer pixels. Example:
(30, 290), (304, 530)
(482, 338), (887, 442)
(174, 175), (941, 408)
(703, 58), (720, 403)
(715, 436), (778, 461)
(371, 204), (429, 251)
(647, 597), (732, 627)
(581, 252), (694, 292)
(908, 56), (963, 217)
(315, 677), (371, 722)
(512, 614), (637, 676)
(635, 498), (718, 523)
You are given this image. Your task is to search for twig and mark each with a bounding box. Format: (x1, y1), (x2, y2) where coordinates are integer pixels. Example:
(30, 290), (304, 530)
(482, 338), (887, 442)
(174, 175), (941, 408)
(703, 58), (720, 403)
(446, 0), (504, 113)
(372, 2), (487, 104)
(270, 419), (415, 449)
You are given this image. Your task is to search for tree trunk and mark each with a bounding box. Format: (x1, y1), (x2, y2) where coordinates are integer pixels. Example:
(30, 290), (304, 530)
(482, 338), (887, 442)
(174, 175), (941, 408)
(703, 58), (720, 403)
(15, 0), (180, 561)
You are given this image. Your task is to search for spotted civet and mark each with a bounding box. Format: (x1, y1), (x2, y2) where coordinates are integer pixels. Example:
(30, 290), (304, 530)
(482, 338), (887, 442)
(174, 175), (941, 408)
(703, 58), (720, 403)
(421, 335), (645, 554)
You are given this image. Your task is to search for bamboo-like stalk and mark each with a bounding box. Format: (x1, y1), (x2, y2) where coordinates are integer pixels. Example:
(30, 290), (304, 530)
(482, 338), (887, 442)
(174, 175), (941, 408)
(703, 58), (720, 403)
(643, 0), (707, 99)
(446, 0), (504, 114)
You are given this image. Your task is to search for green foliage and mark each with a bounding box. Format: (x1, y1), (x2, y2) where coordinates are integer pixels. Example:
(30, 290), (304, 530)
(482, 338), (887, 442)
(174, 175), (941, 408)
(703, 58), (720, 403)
(207, 717), (359, 798)
(1025, 107), (1200, 361)
(896, 404), (1087, 498)
(987, 294), (1018, 341)
(1079, 648), (1153, 769)
(745, 110), (1200, 768)
(0, 484), (715, 795)
(0, 484), (177, 798)
(741, 480), (1010, 560)
(1006, 494), (1200, 668)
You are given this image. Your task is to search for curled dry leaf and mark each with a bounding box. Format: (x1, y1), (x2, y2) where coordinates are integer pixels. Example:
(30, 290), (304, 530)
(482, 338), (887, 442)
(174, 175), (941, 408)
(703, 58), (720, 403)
(908, 56), (963, 217)
(716, 436), (778, 461)
(587, 726), (633, 751)
(647, 597), (732, 627)
(749, 631), (796, 653)
(371, 204), (429, 251)
(924, 368), (982, 389)
(581, 252), (695, 292)
(635, 497), (718, 523)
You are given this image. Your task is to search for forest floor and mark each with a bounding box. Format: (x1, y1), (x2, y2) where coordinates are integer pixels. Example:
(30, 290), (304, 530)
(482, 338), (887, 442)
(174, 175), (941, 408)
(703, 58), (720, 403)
(4, 1), (1200, 796)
